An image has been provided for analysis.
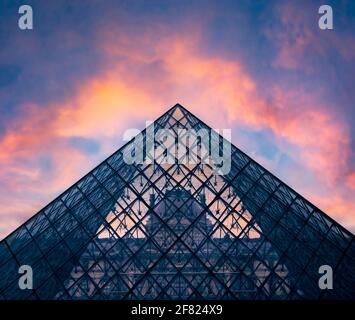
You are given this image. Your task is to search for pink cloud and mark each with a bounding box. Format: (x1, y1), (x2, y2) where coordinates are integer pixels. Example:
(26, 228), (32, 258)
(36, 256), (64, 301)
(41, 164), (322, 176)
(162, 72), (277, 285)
(234, 89), (350, 186)
(312, 193), (355, 231)
(347, 172), (355, 190)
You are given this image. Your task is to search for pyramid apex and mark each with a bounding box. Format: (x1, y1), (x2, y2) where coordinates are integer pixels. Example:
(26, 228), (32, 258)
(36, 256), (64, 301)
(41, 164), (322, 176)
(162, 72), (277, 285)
(171, 103), (186, 112)
(163, 103), (189, 121)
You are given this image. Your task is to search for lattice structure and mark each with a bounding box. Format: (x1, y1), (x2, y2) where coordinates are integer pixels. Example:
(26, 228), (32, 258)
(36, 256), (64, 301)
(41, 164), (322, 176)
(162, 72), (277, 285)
(0, 104), (354, 300)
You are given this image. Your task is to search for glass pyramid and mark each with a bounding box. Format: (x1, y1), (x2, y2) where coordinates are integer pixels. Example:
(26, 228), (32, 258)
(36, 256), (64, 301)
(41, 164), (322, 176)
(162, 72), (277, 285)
(0, 104), (354, 300)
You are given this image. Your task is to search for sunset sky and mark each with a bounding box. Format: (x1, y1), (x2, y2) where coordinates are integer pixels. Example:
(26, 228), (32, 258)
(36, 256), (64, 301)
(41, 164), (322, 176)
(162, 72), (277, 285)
(0, 0), (354, 239)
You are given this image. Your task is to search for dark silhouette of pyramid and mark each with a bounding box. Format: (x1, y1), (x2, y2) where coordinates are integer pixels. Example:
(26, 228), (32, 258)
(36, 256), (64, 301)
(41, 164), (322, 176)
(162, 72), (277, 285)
(0, 104), (354, 300)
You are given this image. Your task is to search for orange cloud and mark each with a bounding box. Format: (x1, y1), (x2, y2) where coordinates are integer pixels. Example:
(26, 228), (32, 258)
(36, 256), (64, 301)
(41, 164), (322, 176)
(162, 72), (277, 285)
(55, 79), (163, 139)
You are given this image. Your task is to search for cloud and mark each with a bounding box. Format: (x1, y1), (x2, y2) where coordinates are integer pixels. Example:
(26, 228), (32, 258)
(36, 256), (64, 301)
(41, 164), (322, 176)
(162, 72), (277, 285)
(347, 172), (355, 190)
(266, 2), (355, 70)
(234, 88), (351, 187)
(0, 7), (354, 238)
(312, 193), (355, 231)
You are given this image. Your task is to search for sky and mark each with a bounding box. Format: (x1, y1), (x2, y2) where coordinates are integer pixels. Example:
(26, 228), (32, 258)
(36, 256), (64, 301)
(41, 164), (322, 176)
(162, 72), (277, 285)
(0, 0), (354, 239)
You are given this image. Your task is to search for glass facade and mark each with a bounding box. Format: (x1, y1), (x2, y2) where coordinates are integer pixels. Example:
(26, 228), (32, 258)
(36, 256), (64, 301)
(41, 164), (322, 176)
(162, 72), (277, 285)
(0, 104), (354, 299)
